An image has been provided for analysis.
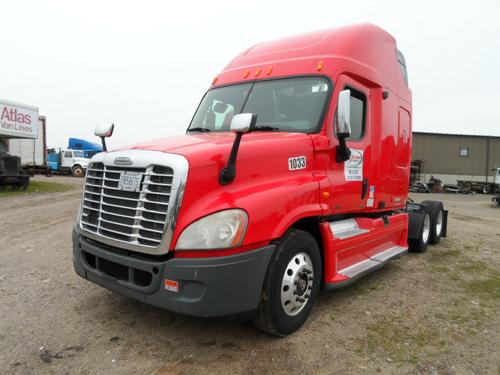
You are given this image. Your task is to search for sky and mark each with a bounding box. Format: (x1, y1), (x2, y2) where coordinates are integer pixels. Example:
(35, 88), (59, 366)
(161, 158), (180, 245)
(1, 0), (499, 149)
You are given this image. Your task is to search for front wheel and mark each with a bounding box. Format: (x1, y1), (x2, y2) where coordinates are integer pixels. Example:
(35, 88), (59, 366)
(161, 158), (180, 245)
(72, 165), (84, 177)
(253, 229), (321, 336)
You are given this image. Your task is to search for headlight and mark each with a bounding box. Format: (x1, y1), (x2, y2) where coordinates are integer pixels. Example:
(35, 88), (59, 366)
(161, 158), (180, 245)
(175, 209), (248, 250)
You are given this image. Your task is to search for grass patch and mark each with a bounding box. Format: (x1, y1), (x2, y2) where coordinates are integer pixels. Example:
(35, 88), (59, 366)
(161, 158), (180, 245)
(358, 317), (442, 363)
(0, 181), (75, 197)
(463, 275), (500, 300)
(429, 248), (461, 260)
(462, 260), (493, 274)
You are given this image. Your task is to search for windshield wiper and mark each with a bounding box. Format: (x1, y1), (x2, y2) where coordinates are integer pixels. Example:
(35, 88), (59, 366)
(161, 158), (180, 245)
(253, 125), (280, 132)
(187, 127), (211, 132)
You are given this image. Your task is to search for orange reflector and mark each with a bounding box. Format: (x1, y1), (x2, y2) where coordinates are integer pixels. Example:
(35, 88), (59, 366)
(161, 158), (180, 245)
(267, 66), (273, 75)
(243, 70), (250, 78)
(255, 68), (262, 77)
(212, 77), (218, 85)
(317, 60), (324, 71)
(322, 191), (330, 200)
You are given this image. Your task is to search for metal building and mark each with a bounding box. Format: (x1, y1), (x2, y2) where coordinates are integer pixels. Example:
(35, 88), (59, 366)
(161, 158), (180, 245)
(411, 132), (500, 185)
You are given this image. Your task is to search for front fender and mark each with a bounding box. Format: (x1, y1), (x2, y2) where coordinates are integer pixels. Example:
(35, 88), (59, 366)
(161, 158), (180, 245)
(171, 158), (322, 250)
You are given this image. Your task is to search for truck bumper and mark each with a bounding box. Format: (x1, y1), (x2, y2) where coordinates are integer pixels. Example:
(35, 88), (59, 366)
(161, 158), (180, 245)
(72, 228), (275, 318)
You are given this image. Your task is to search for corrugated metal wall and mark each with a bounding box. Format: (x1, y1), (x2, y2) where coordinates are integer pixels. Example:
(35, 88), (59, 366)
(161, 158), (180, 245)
(412, 132), (500, 179)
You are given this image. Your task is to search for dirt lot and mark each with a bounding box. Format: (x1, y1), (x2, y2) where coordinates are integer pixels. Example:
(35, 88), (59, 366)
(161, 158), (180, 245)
(1, 176), (499, 375)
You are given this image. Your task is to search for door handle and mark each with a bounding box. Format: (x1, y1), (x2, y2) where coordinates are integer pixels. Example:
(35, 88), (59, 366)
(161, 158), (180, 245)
(361, 178), (368, 199)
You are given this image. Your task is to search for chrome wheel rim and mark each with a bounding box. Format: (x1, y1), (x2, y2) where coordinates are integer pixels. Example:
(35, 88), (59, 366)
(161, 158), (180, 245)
(422, 214), (431, 243)
(280, 252), (314, 316)
(435, 210), (443, 236)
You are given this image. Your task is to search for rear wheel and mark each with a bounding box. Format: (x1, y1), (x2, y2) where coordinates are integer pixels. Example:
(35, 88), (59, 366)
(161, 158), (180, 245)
(421, 200), (444, 244)
(409, 212), (431, 253)
(253, 229), (321, 336)
(482, 184), (492, 194)
(463, 182), (472, 193)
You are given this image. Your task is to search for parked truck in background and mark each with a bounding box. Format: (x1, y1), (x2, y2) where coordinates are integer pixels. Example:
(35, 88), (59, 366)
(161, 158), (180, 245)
(7, 116), (50, 176)
(1, 99), (42, 186)
(68, 137), (103, 158)
(48, 148), (91, 177)
(457, 168), (500, 194)
(72, 24), (447, 336)
(48, 138), (102, 177)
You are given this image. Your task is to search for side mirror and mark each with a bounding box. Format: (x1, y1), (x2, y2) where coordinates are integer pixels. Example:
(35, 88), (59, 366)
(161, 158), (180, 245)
(337, 90), (352, 137)
(336, 90), (352, 163)
(94, 122), (115, 152)
(229, 113), (257, 134)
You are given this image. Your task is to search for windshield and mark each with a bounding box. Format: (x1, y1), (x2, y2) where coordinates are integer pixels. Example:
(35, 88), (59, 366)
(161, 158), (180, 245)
(73, 151), (85, 158)
(189, 77), (331, 133)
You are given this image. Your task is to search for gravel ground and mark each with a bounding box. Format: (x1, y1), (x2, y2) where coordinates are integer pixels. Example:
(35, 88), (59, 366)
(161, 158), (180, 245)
(0, 176), (499, 375)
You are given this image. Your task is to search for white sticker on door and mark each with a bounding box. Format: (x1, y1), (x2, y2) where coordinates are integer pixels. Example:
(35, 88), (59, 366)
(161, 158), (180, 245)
(288, 156), (306, 171)
(344, 149), (363, 181)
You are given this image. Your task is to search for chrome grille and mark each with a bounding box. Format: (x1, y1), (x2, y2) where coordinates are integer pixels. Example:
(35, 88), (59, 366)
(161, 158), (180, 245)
(81, 162), (174, 248)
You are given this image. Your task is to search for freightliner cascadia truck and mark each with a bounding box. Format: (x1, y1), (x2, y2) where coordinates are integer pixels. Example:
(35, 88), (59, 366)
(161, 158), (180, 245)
(73, 24), (447, 336)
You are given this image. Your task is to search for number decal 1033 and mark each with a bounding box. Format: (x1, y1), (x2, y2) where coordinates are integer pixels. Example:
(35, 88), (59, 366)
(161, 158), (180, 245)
(288, 156), (306, 171)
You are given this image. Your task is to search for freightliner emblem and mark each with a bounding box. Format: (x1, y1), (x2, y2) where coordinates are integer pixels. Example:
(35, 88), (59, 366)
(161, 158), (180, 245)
(113, 156), (133, 165)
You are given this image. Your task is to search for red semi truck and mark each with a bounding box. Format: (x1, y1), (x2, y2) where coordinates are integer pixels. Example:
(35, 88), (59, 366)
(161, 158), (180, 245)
(73, 24), (447, 335)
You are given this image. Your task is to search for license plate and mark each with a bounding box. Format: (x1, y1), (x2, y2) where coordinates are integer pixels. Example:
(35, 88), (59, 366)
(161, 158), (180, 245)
(118, 172), (142, 192)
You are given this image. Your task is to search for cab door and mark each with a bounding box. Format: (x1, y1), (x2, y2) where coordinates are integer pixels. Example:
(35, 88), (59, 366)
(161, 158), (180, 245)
(325, 74), (372, 214)
(61, 151), (74, 168)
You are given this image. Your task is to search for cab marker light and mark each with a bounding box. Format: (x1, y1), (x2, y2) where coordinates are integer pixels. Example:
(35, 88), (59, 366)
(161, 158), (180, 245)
(255, 67), (262, 77)
(243, 70), (250, 78)
(267, 66), (273, 75)
(317, 60), (324, 71)
(212, 76), (218, 85)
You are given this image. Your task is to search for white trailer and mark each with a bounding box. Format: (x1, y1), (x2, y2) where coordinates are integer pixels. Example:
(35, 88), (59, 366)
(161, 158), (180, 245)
(457, 168), (500, 194)
(7, 116), (47, 171)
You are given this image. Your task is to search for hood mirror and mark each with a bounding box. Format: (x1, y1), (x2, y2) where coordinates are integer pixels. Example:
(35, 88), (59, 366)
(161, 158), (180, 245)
(229, 113), (257, 134)
(220, 113), (257, 185)
(94, 122), (114, 152)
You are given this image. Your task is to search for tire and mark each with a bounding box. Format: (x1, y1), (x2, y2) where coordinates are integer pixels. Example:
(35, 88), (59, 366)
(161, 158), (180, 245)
(408, 212), (431, 253)
(421, 200), (444, 244)
(482, 184), (492, 194)
(72, 165), (84, 177)
(457, 182), (464, 190)
(463, 182), (472, 193)
(253, 229), (321, 336)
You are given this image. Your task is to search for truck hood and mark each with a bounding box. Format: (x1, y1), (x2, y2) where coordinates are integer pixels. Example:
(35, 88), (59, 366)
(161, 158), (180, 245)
(122, 132), (313, 169)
